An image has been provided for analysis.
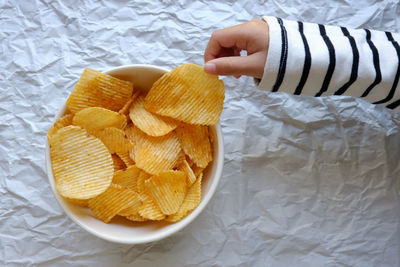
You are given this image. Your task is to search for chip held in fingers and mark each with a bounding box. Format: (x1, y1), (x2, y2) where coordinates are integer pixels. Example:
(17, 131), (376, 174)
(145, 64), (225, 125)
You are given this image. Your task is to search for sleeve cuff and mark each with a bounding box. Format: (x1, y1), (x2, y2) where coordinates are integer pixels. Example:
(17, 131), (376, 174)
(256, 16), (285, 91)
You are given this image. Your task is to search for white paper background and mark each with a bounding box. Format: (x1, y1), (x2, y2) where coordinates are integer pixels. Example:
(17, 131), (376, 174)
(1, 0), (400, 266)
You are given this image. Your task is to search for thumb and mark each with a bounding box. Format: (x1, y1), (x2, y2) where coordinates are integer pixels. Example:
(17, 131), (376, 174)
(204, 52), (266, 78)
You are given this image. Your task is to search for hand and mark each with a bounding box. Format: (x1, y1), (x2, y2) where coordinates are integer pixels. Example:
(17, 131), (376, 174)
(204, 19), (269, 79)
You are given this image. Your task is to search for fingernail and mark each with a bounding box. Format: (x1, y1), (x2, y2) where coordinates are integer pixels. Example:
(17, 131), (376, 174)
(204, 63), (216, 74)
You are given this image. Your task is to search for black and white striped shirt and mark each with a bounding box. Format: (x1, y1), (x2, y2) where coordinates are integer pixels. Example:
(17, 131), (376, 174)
(258, 16), (400, 111)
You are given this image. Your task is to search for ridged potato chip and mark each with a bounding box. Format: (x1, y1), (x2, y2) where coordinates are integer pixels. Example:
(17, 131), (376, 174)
(112, 165), (142, 190)
(47, 114), (74, 144)
(178, 159), (197, 186)
(129, 94), (178, 136)
(118, 199), (143, 217)
(176, 124), (212, 168)
(112, 154), (126, 171)
(119, 91), (140, 115)
(73, 107), (127, 133)
(191, 165), (205, 178)
(50, 126), (113, 199)
(133, 126), (181, 175)
(125, 212), (147, 222)
(144, 170), (187, 215)
(138, 191), (166, 220)
(64, 197), (89, 207)
(88, 183), (141, 223)
(66, 68), (133, 113)
(166, 173), (203, 222)
(124, 123), (135, 144)
(116, 151), (135, 167)
(95, 127), (133, 154)
(145, 64), (224, 125)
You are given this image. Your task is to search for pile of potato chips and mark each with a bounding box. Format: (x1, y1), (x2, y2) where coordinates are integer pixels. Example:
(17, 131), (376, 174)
(48, 64), (225, 223)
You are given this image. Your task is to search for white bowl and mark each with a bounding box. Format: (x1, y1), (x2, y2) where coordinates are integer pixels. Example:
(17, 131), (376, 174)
(45, 64), (224, 244)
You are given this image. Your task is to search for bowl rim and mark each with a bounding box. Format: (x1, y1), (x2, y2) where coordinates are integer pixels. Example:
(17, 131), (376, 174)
(45, 64), (224, 244)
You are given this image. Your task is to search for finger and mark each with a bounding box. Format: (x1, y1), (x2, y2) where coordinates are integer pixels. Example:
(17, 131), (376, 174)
(204, 52), (266, 78)
(204, 23), (251, 63)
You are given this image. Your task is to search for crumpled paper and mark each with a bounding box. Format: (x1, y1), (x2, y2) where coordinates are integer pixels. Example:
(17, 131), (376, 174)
(1, 0), (399, 266)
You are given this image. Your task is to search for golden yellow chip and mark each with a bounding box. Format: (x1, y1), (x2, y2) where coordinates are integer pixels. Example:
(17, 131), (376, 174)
(64, 197), (89, 207)
(124, 123), (135, 144)
(73, 107), (127, 133)
(95, 127), (134, 154)
(178, 159), (197, 186)
(133, 126), (181, 175)
(116, 151), (135, 167)
(144, 170), (187, 215)
(125, 212), (147, 222)
(112, 154), (126, 171)
(144, 64), (225, 125)
(118, 198), (143, 217)
(50, 126), (113, 199)
(129, 94), (178, 136)
(47, 114), (74, 144)
(166, 173), (203, 222)
(119, 91), (140, 115)
(88, 183), (141, 223)
(66, 68), (134, 113)
(138, 191), (166, 220)
(136, 170), (151, 194)
(112, 165), (142, 190)
(191, 165), (205, 178)
(176, 124), (212, 168)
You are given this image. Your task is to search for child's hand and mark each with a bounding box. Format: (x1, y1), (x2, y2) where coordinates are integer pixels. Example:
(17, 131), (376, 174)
(204, 19), (269, 79)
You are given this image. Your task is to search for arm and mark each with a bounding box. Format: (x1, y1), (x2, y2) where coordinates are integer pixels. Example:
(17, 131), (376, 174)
(261, 16), (400, 110)
(204, 17), (400, 111)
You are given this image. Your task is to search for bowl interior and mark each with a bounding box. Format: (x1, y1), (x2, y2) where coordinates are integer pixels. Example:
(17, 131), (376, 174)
(46, 65), (224, 244)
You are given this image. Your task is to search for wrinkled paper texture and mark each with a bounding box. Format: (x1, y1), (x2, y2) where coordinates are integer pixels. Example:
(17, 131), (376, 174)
(1, 0), (399, 266)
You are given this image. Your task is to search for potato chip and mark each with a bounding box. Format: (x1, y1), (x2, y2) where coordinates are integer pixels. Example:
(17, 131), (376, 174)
(88, 183), (141, 223)
(144, 64), (225, 125)
(176, 124), (212, 168)
(129, 94), (178, 136)
(50, 126), (113, 199)
(124, 123), (135, 144)
(119, 91), (140, 115)
(47, 114), (74, 144)
(66, 68), (134, 113)
(112, 154), (126, 171)
(166, 173), (203, 222)
(133, 126), (181, 175)
(144, 170), (187, 215)
(73, 107), (127, 133)
(125, 212), (147, 222)
(138, 192), (166, 220)
(136, 170), (151, 194)
(64, 197), (89, 207)
(95, 127), (133, 154)
(112, 165), (142, 190)
(116, 151), (135, 166)
(118, 198), (143, 217)
(178, 159), (197, 186)
(191, 165), (205, 178)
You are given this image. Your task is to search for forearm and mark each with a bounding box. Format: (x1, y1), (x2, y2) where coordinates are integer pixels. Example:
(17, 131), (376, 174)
(258, 16), (400, 110)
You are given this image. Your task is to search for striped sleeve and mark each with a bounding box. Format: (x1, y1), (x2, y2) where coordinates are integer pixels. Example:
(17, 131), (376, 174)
(258, 16), (400, 111)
